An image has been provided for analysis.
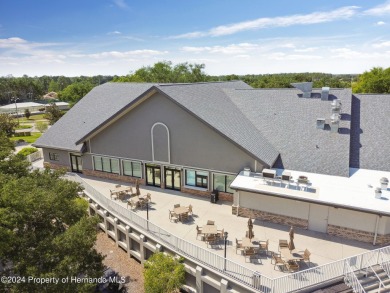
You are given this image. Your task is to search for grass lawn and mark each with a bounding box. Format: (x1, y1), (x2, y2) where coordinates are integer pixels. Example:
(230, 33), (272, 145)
(10, 132), (42, 144)
(15, 124), (33, 129)
(19, 114), (47, 122)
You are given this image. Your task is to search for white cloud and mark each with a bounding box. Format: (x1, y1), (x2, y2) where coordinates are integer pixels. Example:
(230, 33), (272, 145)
(112, 0), (128, 9)
(294, 47), (318, 52)
(181, 43), (259, 55)
(364, 1), (390, 15)
(376, 21), (386, 26)
(171, 6), (359, 39)
(372, 40), (390, 48)
(108, 31), (122, 35)
(266, 52), (322, 60)
(71, 49), (168, 59)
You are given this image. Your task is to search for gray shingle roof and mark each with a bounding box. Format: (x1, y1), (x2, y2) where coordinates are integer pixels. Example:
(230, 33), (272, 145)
(34, 81), (279, 167)
(350, 94), (390, 172)
(225, 88), (352, 177)
(34, 83), (156, 151)
(157, 82), (280, 166)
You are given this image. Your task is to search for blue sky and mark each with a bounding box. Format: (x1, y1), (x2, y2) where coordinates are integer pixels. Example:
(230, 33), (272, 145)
(1, 0), (390, 76)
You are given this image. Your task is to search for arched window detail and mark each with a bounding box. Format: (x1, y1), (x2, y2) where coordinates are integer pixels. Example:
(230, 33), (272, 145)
(151, 122), (170, 163)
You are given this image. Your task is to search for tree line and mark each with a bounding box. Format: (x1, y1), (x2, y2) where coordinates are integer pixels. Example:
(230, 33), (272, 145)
(1, 63), (389, 106)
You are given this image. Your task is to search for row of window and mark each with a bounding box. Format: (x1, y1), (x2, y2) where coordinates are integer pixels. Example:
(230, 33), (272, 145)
(49, 152), (59, 161)
(185, 170), (235, 193)
(93, 156), (142, 178)
(93, 156), (235, 193)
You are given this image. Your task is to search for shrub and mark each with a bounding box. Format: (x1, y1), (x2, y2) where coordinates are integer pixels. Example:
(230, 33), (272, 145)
(36, 121), (48, 133)
(17, 147), (38, 158)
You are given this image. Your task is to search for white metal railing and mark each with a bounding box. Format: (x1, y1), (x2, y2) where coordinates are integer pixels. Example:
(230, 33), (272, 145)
(26, 150), (42, 162)
(344, 261), (366, 293)
(365, 265), (385, 292)
(69, 173), (390, 293)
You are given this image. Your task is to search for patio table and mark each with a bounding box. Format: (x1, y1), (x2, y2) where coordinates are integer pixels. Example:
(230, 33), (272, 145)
(111, 186), (132, 199)
(202, 224), (218, 235)
(280, 248), (304, 261)
(174, 206), (189, 222)
(242, 237), (259, 248)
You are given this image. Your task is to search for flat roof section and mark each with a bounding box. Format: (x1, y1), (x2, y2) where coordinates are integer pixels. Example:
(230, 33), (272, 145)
(230, 168), (390, 216)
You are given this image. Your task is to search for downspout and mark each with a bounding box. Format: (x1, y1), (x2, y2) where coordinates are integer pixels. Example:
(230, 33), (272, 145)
(373, 215), (380, 245)
(236, 191), (240, 216)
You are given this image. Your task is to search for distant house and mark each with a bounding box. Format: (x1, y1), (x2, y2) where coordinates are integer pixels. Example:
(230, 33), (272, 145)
(34, 81), (390, 244)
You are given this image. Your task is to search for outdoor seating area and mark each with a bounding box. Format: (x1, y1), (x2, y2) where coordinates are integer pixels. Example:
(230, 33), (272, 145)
(169, 204), (193, 223)
(79, 174), (375, 279)
(108, 182), (152, 210)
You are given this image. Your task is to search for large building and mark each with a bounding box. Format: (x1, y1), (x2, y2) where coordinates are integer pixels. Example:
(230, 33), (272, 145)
(34, 81), (390, 244)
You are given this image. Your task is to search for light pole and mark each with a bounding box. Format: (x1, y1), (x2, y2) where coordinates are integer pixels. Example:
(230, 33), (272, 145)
(11, 97), (19, 125)
(146, 200), (149, 230)
(224, 231), (228, 271)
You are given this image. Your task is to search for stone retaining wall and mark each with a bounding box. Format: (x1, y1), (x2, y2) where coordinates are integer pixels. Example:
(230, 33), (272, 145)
(233, 206), (308, 229)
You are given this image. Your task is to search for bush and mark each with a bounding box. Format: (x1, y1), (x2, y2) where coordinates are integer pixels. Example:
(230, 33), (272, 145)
(17, 147), (38, 158)
(36, 121), (48, 133)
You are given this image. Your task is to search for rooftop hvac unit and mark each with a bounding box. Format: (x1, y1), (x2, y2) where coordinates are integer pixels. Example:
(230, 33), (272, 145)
(291, 82), (313, 98)
(316, 118), (326, 129)
(321, 87), (330, 101)
(330, 114), (340, 133)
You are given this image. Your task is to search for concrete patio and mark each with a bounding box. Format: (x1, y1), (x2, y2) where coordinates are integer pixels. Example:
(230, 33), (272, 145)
(77, 173), (376, 279)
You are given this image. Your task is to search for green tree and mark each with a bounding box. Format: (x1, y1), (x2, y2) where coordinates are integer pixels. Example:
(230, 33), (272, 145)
(353, 67), (390, 93)
(36, 121), (49, 133)
(0, 114), (18, 136)
(44, 103), (64, 125)
(144, 252), (185, 293)
(24, 108), (31, 119)
(59, 81), (95, 104)
(0, 134), (104, 292)
(113, 61), (208, 83)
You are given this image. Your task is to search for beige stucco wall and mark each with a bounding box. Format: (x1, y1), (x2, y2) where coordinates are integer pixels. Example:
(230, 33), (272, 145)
(239, 191), (310, 220)
(328, 207), (378, 233)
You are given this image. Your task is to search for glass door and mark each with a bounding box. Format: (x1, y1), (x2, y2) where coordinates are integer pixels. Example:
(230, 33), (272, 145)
(146, 164), (161, 187)
(165, 168), (181, 190)
(70, 154), (82, 173)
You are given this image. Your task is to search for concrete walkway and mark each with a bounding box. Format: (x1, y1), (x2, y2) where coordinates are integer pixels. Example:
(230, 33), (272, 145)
(79, 174), (376, 279)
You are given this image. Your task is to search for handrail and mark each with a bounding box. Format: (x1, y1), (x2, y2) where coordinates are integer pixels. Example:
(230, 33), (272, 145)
(365, 265), (385, 291)
(69, 174), (267, 292)
(67, 173), (390, 293)
(344, 261), (366, 293)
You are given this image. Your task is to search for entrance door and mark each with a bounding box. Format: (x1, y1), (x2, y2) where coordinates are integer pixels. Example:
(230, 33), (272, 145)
(146, 164), (161, 187)
(308, 204), (329, 233)
(165, 168), (181, 190)
(70, 154), (82, 173)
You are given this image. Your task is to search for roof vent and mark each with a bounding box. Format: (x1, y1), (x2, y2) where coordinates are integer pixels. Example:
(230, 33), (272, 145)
(331, 99), (342, 114)
(330, 113), (340, 133)
(291, 82), (313, 98)
(321, 87), (330, 101)
(316, 118), (326, 129)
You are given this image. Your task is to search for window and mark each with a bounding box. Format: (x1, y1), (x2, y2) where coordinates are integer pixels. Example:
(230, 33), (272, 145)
(122, 160), (142, 178)
(185, 170), (208, 189)
(93, 156), (120, 174)
(49, 152), (59, 161)
(213, 173), (236, 193)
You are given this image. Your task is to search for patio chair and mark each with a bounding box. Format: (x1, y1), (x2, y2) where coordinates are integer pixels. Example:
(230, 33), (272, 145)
(235, 238), (244, 255)
(196, 225), (204, 240)
(303, 249), (311, 267)
(127, 199), (137, 210)
(207, 220), (215, 225)
(286, 260), (299, 273)
(279, 239), (289, 251)
(169, 210), (178, 223)
(271, 252), (286, 271)
(115, 184), (121, 188)
(129, 187), (137, 197)
(244, 247), (257, 262)
(216, 228), (224, 241)
(188, 204), (193, 215)
(139, 199), (147, 209)
(259, 239), (269, 256)
(174, 204), (180, 208)
(180, 212), (189, 222)
(146, 193), (152, 202)
(206, 235), (218, 247)
(109, 190), (117, 200)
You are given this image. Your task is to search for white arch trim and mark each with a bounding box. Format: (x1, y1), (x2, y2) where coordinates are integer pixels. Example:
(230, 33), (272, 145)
(151, 122), (170, 163)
